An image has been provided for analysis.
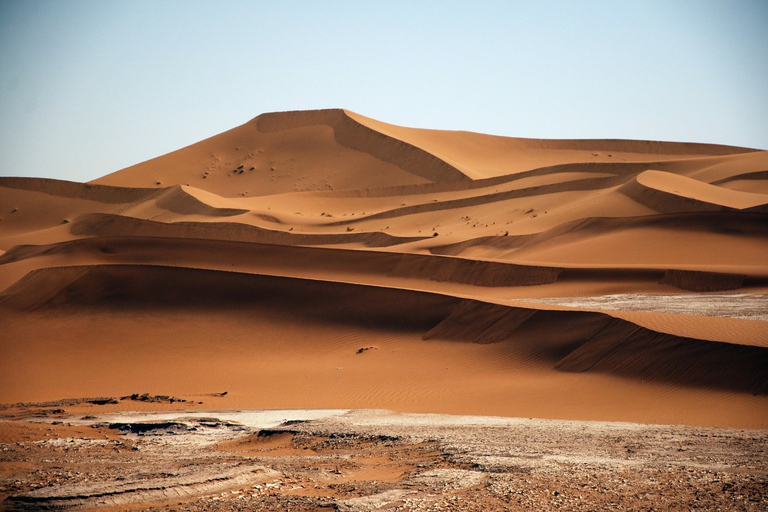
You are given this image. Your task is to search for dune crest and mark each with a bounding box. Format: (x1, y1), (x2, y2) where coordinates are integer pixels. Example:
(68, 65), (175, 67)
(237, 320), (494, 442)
(257, 108), (472, 183)
(153, 185), (249, 217)
(2, 109), (767, 428)
(621, 169), (768, 212)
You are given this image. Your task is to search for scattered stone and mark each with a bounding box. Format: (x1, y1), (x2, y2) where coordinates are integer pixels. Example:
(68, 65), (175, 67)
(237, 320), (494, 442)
(3, 411), (765, 511)
(88, 398), (119, 405)
(119, 393), (188, 403)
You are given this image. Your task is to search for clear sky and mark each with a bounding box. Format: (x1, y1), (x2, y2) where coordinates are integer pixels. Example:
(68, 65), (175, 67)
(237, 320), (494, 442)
(1, 0), (767, 183)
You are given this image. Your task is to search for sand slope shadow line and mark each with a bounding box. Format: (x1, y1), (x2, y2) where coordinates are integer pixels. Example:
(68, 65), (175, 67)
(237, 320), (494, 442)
(711, 169), (768, 185)
(2, 264), (766, 395)
(0, 235), (564, 295)
(0, 231), (569, 290)
(425, 300), (768, 394)
(423, 301), (538, 344)
(389, 253), (561, 287)
(345, 109), (757, 158)
(555, 319), (768, 395)
(429, 210), (768, 258)
(3, 232), (763, 295)
(325, 175), (628, 226)
(0, 265), (92, 310)
(659, 269), (747, 292)
(317, 161), (652, 199)
(0, 264), (459, 332)
(619, 170), (768, 213)
(255, 108), (472, 184)
(0, 176), (162, 204)
(153, 185), (249, 217)
(67, 212), (429, 248)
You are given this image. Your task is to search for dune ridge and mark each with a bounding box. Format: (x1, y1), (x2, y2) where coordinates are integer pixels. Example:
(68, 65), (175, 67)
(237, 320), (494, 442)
(5, 232), (765, 302)
(620, 170), (768, 213)
(2, 264), (766, 398)
(0, 176), (160, 204)
(153, 186), (250, 217)
(430, 211), (768, 269)
(2, 109), (767, 428)
(257, 108), (472, 183)
(67, 213), (428, 248)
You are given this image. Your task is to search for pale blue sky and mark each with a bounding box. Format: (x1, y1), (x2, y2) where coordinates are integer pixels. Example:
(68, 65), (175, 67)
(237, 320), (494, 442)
(1, 0), (767, 182)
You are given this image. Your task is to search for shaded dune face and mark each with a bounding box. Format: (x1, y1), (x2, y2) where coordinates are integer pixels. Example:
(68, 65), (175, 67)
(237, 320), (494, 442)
(1, 109), (767, 428)
(1, 265), (455, 333)
(2, 264), (767, 403)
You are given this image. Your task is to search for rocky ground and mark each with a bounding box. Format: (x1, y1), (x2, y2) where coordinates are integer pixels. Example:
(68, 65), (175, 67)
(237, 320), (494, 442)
(1, 407), (766, 511)
(521, 293), (768, 321)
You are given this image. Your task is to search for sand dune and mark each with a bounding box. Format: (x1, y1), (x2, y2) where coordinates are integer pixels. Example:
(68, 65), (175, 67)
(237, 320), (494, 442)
(621, 169), (768, 213)
(1, 109), (767, 428)
(153, 185), (250, 217)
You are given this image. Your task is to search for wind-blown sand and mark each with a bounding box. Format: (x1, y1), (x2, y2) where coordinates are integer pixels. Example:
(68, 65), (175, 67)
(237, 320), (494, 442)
(1, 108), (768, 430)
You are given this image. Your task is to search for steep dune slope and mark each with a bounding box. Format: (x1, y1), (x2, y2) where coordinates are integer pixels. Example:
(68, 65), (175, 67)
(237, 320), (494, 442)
(345, 110), (755, 179)
(92, 109), (470, 196)
(620, 170), (768, 213)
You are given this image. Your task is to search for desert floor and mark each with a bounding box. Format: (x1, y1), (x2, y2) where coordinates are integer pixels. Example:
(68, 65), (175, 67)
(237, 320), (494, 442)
(2, 407), (767, 511)
(1, 109), (767, 509)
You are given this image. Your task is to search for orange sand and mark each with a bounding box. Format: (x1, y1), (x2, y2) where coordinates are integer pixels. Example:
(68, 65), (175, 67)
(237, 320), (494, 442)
(1, 109), (767, 428)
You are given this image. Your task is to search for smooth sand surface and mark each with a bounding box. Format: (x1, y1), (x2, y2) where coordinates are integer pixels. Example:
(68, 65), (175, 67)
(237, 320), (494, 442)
(1, 109), (767, 428)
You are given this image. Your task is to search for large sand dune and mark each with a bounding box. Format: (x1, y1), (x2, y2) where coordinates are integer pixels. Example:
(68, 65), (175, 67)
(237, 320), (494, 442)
(2, 109), (767, 428)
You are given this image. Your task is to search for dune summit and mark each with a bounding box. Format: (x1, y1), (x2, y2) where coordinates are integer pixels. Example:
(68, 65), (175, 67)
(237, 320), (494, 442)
(1, 108), (768, 428)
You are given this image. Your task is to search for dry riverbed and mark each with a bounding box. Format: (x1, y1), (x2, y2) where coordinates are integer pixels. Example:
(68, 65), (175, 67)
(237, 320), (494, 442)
(1, 407), (766, 511)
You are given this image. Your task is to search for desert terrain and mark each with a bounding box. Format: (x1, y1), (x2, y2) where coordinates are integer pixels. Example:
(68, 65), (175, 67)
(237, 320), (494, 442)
(1, 109), (767, 509)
